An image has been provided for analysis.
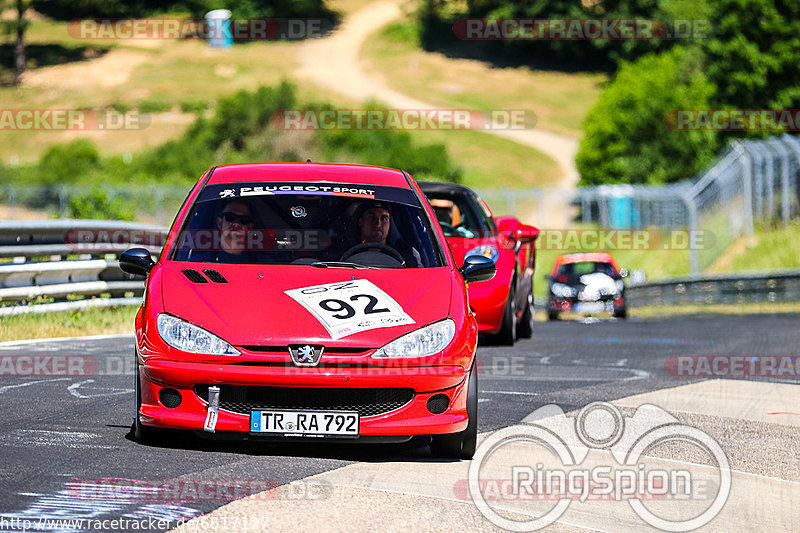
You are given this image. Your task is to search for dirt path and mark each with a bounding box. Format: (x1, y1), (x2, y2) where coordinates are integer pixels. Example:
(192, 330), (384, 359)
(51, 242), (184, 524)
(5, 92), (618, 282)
(296, 0), (580, 189)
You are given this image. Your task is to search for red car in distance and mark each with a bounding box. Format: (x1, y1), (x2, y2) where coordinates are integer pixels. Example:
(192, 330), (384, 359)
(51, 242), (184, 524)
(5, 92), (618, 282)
(546, 252), (628, 320)
(120, 163), (496, 459)
(419, 182), (539, 345)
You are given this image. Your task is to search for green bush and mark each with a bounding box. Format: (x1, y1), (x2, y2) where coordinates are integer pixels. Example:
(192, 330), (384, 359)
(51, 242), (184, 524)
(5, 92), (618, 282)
(38, 139), (101, 185)
(66, 188), (135, 220)
(15, 81), (463, 221)
(180, 100), (209, 114)
(576, 47), (719, 185)
(137, 99), (172, 113)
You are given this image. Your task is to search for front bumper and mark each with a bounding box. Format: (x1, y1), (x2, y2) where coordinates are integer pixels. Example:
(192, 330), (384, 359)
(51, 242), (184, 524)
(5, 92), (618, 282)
(138, 359), (470, 437)
(548, 295), (625, 313)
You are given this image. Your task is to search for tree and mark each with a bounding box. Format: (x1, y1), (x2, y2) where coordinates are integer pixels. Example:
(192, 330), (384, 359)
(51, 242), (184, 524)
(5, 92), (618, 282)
(0, 0), (30, 84)
(576, 46), (718, 185)
(701, 0), (800, 111)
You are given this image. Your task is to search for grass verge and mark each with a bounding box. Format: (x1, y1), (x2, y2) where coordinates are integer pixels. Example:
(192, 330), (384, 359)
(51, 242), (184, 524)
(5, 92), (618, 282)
(0, 305), (137, 342)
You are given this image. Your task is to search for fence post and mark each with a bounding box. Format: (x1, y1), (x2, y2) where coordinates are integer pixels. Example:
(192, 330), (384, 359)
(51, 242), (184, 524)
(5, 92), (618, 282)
(681, 191), (699, 275)
(733, 141), (755, 237)
(6, 185), (16, 219)
(154, 187), (164, 226)
(581, 191), (590, 225)
(752, 146), (763, 222)
(59, 186), (68, 218)
(780, 134), (800, 220)
(764, 143), (776, 220)
(503, 187), (515, 218)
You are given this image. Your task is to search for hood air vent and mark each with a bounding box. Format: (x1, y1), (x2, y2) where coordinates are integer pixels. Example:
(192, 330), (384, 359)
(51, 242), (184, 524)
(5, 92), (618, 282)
(182, 269), (208, 283)
(203, 269), (228, 283)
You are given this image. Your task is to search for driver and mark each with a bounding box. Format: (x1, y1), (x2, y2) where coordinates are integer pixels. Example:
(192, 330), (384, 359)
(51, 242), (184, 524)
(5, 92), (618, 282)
(359, 204), (392, 245)
(338, 201), (422, 267)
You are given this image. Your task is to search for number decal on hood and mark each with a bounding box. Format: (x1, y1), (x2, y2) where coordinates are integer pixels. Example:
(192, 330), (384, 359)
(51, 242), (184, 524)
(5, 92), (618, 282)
(285, 280), (415, 339)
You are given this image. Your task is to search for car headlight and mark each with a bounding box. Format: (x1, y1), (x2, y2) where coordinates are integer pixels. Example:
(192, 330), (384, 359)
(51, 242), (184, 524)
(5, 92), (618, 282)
(156, 314), (240, 355)
(372, 319), (456, 358)
(551, 282), (576, 298)
(465, 244), (498, 263)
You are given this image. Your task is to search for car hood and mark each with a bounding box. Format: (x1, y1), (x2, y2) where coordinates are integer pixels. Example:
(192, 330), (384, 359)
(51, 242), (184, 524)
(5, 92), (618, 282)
(159, 263), (454, 348)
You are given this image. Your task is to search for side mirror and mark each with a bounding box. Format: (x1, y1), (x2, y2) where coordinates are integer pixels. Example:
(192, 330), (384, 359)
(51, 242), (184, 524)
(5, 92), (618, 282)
(459, 255), (496, 283)
(120, 248), (156, 276)
(514, 224), (540, 243)
(619, 268), (629, 278)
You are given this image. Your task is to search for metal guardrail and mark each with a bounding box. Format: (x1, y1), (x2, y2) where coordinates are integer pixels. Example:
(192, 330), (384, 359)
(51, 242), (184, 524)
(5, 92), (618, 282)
(626, 269), (800, 307)
(2, 220), (798, 315)
(0, 220), (166, 315)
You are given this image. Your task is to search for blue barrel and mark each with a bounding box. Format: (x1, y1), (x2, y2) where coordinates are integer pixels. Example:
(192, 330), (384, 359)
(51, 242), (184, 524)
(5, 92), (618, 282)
(205, 9), (233, 48)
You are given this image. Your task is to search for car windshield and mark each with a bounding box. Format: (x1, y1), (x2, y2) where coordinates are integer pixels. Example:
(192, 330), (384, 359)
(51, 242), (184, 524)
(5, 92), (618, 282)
(424, 190), (496, 238)
(170, 182), (444, 268)
(556, 261), (617, 282)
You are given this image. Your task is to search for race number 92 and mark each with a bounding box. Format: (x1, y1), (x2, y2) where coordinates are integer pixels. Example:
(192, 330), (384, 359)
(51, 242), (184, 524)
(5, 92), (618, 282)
(285, 280), (415, 339)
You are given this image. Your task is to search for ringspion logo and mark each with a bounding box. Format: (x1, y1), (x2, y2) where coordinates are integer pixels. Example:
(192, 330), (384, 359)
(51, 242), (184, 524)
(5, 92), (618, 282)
(467, 403), (730, 531)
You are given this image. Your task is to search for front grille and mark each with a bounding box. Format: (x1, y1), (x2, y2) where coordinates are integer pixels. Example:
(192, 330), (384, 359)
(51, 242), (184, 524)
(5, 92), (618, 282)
(194, 384), (414, 418)
(239, 346), (372, 356)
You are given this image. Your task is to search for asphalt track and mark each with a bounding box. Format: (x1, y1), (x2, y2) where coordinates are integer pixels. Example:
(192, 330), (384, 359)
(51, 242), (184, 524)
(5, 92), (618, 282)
(0, 313), (798, 532)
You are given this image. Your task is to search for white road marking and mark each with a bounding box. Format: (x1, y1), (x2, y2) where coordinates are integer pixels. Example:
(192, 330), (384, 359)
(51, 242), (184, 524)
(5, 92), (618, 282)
(0, 334), (132, 348)
(481, 390), (541, 396)
(0, 378), (71, 394)
(68, 379), (132, 399)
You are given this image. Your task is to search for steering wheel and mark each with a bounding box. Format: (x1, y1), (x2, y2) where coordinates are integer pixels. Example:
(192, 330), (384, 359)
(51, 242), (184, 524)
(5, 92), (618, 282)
(438, 221), (455, 236)
(340, 242), (405, 265)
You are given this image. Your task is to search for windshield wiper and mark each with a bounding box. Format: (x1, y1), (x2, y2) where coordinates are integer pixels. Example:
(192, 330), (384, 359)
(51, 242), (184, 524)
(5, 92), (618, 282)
(309, 261), (376, 269)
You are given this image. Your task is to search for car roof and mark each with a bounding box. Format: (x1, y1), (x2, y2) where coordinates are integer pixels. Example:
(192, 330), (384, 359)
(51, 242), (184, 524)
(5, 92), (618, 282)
(553, 252), (620, 269)
(207, 162), (412, 188)
(418, 181), (475, 195)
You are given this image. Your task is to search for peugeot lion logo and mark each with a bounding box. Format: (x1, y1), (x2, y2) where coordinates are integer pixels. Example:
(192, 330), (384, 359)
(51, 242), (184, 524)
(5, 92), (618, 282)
(289, 344), (324, 367)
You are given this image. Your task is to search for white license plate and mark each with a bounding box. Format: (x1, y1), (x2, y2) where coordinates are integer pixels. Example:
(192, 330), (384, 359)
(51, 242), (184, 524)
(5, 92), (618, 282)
(575, 302), (605, 314)
(250, 410), (359, 437)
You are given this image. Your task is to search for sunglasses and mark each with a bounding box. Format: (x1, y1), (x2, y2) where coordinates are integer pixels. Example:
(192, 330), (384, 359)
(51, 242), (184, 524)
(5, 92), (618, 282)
(220, 212), (253, 225)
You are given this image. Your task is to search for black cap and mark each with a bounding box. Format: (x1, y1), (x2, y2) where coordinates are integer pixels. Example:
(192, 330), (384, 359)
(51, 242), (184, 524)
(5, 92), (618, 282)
(358, 200), (393, 216)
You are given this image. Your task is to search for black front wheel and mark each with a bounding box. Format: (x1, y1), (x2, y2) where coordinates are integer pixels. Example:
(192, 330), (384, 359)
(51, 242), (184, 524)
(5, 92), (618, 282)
(430, 369), (478, 459)
(494, 285), (517, 346)
(516, 282), (534, 339)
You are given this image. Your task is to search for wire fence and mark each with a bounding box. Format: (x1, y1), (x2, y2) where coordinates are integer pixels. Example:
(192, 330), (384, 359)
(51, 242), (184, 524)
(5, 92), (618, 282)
(1, 134), (799, 275)
(478, 133), (800, 274)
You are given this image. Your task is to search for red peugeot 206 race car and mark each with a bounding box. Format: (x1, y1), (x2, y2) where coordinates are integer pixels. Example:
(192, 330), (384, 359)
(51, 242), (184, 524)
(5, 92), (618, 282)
(120, 163), (495, 459)
(419, 182), (539, 345)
